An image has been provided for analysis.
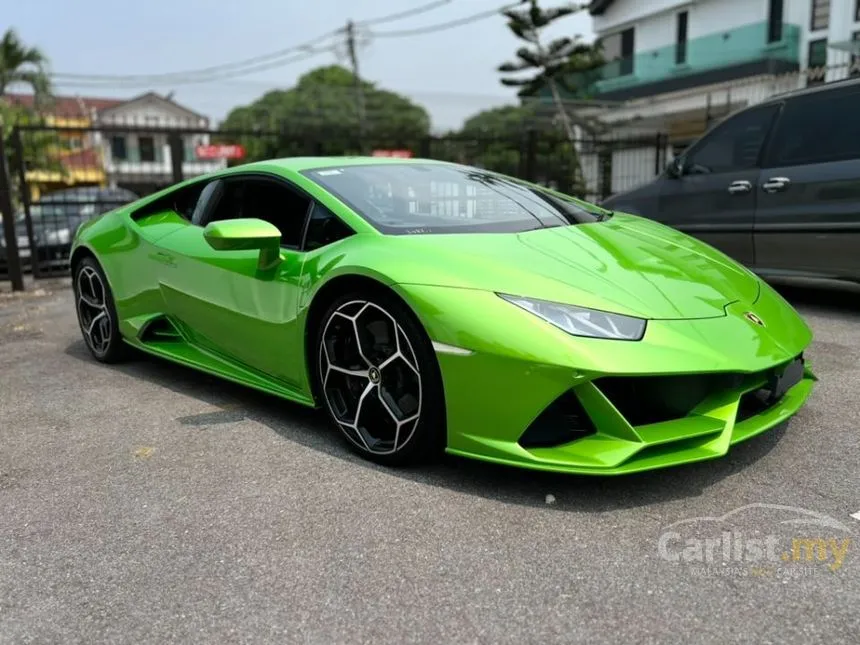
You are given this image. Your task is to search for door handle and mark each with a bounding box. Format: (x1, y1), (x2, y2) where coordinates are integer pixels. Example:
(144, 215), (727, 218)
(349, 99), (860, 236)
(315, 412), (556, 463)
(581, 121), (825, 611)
(727, 180), (752, 195)
(762, 177), (791, 193)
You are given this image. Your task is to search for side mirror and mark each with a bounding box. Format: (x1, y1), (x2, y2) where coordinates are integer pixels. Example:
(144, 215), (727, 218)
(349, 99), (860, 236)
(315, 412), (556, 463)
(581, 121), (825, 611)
(666, 157), (685, 179)
(203, 218), (282, 270)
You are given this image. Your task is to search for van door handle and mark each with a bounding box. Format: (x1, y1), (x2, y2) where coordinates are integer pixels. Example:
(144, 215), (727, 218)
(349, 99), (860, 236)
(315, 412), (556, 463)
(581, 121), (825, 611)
(727, 180), (752, 195)
(762, 177), (791, 193)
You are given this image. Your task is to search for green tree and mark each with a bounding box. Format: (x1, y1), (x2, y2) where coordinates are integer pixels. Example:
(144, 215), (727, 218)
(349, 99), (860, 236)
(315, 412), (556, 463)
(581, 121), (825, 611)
(0, 29), (51, 99)
(457, 104), (581, 193)
(220, 66), (431, 160)
(0, 31), (54, 213)
(457, 105), (535, 176)
(0, 101), (62, 207)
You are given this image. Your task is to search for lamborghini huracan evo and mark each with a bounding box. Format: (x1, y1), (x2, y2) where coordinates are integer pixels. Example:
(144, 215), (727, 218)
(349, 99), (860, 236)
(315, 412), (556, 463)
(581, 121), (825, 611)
(71, 157), (816, 475)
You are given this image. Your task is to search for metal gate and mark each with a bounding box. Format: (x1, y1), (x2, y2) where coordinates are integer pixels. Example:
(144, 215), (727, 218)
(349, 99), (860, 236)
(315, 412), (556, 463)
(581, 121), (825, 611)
(1, 123), (667, 289)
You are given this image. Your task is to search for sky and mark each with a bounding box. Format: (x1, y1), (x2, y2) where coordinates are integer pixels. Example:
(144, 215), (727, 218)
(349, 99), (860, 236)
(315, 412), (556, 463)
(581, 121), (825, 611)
(6, 0), (594, 132)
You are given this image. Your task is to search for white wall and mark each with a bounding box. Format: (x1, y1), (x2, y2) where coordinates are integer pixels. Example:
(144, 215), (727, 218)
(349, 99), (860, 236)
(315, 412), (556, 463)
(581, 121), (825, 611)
(794, 0), (860, 71)
(593, 0), (689, 33)
(594, 0), (774, 49)
(686, 0), (768, 39)
(595, 74), (800, 128)
(633, 13), (677, 52)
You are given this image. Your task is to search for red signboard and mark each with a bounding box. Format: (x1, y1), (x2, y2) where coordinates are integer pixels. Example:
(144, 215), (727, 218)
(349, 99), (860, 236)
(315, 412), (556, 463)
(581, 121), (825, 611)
(371, 149), (413, 158)
(195, 144), (246, 160)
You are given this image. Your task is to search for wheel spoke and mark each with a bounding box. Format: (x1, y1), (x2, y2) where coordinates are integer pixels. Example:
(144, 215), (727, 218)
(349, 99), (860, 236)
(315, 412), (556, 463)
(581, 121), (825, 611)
(86, 311), (106, 337)
(352, 318), (374, 368)
(378, 353), (401, 369)
(79, 292), (104, 310)
(378, 387), (402, 424)
(329, 365), (369, 378)
(393, 417), (421, 452)
(346, 382), (376, 451)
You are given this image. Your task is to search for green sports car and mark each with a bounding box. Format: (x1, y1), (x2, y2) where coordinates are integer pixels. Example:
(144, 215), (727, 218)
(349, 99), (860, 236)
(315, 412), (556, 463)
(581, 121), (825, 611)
(71, 157), (815, 474)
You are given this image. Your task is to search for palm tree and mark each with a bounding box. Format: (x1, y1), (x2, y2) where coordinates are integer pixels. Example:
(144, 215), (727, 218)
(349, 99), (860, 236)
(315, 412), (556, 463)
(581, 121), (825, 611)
(0, 29), (51, 98)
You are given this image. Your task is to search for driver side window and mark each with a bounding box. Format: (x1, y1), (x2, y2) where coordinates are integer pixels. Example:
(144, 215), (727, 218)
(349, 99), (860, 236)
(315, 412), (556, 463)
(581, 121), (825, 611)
(203, 177), (312, 249)
(684, 104), (780, 175)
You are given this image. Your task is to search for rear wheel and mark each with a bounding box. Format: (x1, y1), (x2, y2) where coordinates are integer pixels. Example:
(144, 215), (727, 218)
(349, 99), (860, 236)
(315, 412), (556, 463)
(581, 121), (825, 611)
(73, 257), (130, 363)
(316, 291), (445, 465)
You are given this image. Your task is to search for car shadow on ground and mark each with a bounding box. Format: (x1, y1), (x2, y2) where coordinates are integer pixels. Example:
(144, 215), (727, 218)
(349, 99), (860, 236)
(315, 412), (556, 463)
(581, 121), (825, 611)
(65, 338), (793, 514)
(770, 279), (860, 317)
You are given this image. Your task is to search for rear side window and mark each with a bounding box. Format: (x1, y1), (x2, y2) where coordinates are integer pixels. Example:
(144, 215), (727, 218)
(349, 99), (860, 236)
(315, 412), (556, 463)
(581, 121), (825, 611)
(684, 105), (780, 174)
(208, 178), (311, 248)
(303, 203), (354, 251)
(765, 89), (860, 167)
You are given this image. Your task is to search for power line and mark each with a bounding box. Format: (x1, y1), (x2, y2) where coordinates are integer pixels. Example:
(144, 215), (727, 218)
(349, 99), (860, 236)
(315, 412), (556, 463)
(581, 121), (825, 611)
(52, 47), (336, 87)
(356, 0), (453, 26)
(52, 33), (338, 83)
(50, 0), (459, 84)
(370, 1), (524, 38)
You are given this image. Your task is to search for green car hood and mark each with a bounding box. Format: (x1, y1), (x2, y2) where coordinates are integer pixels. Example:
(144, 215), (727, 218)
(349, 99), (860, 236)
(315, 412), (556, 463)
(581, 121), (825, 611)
(373, 214), (759, 320)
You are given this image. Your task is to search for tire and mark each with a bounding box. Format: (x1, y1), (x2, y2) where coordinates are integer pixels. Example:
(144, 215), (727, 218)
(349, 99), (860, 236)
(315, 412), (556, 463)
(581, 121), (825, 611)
(315, 290), (445, 466)
(73, 256), (131, 363)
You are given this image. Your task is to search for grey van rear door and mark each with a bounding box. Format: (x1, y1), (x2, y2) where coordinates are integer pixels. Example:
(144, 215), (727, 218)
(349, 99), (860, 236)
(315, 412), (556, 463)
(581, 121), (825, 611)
(756, 87), (860, 279)
(656, 104), (781, 266)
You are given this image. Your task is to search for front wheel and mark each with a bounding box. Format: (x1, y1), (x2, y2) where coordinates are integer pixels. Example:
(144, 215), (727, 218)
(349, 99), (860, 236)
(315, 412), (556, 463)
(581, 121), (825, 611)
(316, 291), (445, 466)
(73, 256), (130, 363)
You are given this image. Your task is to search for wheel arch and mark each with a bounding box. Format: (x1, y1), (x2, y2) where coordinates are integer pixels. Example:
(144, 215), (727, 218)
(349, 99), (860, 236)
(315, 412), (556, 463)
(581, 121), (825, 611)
(70, 244), (97, 275)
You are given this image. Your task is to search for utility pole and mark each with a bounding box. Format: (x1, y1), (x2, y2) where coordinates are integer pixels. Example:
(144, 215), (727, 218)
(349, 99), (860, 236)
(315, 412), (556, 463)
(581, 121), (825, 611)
(0, 126), (25, 292)
(345, 19), (368, 153)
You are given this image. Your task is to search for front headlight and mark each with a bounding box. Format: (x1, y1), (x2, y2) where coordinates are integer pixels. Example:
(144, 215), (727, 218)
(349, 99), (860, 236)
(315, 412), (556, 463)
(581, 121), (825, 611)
(44, 228), (71, 245)
(499, 294), (647, 341)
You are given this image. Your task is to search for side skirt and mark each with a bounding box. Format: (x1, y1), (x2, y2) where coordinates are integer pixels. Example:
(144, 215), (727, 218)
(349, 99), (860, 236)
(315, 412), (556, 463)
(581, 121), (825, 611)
(123, 315), (317, 409)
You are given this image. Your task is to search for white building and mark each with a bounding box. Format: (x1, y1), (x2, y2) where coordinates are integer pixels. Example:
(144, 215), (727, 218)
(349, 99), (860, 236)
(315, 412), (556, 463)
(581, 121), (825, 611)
(97, 92), (226, 194)
(578, 0), (860, 196)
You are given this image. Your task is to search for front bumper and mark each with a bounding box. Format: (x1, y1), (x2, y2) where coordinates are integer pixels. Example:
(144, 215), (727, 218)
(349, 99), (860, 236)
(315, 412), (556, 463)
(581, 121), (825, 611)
(441, 353), (814, 475)
(398, 282), (815, 475)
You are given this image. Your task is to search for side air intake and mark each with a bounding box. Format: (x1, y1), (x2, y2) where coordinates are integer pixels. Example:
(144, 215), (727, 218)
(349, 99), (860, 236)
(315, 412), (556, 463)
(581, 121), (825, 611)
(519, 391), (596, 448)
(140, 316), (182, 343)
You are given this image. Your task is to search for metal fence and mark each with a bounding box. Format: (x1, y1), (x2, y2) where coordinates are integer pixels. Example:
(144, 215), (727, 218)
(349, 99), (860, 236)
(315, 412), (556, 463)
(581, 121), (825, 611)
(0, 118), (665, 286)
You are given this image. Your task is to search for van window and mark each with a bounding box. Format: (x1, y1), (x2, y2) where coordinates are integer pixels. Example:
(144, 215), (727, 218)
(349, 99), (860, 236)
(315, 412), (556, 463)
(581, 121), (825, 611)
(683, 105), (780, 175)
(765, 89), (860, 167)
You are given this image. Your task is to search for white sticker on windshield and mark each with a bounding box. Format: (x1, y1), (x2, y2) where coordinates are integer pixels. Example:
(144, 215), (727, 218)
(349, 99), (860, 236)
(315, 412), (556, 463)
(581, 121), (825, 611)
(317, 169), (343, 176)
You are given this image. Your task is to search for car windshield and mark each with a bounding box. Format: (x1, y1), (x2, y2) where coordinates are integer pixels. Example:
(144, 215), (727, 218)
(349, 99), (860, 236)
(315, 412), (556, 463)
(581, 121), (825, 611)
(302, 163), (608, 235)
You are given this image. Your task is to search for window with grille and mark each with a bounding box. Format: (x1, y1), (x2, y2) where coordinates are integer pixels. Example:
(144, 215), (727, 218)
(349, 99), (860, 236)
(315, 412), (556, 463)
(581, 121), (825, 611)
(852, 32), (860, 77)
(676, 12), (688, 64)
(811, 0), (830, 31)
(601, 27), (635, 76)
(768, 0), (783, 43)
(807, 39), (828, 86)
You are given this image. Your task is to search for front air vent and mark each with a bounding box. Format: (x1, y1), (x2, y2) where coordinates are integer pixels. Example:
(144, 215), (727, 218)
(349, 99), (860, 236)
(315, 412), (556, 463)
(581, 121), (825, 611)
(519, 391), (596, 448)
(595, 373), (745, 427)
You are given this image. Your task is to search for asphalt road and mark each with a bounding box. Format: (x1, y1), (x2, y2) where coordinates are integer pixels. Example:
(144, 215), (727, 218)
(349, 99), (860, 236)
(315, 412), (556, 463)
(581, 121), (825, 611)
(0, 279), (858, 644)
